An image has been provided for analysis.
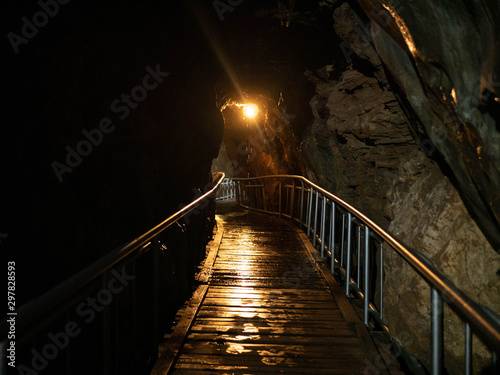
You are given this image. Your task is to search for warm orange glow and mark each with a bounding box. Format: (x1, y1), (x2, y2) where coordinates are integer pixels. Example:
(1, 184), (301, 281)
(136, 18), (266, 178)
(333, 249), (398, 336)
(220, 101), (260, 120)
(243, 103), (259, 118)
(451, 88), (457, 104)
(383, 4), (418, 57)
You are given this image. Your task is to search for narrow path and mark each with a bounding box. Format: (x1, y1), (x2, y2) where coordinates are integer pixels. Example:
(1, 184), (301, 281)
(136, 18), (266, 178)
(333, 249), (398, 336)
(166, 202), (387, 374)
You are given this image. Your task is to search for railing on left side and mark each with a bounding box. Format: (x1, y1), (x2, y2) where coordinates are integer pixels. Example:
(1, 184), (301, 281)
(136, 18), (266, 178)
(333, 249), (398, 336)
(0, 172), (226, 375)
(229, 175), (500, 375)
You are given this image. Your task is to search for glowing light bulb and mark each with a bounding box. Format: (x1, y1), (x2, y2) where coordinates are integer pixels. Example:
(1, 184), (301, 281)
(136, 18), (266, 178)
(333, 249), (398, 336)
(243, 103), (258, 119)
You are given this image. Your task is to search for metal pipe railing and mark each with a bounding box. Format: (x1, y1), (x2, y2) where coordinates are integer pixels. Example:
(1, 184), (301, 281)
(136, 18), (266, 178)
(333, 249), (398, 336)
(230, 174), (500, 375)
(0, 172), (226, 374)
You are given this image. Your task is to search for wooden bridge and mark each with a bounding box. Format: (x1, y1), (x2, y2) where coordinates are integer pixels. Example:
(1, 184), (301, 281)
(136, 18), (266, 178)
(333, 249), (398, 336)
(153, 202), (397, 374)
(3, 173), (499, 375)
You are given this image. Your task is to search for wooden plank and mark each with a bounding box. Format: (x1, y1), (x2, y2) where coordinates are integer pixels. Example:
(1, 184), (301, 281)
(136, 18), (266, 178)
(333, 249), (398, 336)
(175, 354), (367, 368)
(200, 300), (339, 309)
(203, 296), (334, 304)
(197, 306), (342, 315)
(180, 342), (366, 356)
(185, 333), (359, 345)
(205, 287), (331, 296)
(196, 219), (224, 283)
(193, 312), (342, 318)
(172, 363), (365, 374)
(295, 228), (397, 375)
(191, 319), (348, 328)
(189, 325), (356, 337)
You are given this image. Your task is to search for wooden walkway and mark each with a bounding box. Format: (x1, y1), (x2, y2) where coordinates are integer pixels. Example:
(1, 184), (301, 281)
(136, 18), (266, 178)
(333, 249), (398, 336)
(154, 202), (393, 374)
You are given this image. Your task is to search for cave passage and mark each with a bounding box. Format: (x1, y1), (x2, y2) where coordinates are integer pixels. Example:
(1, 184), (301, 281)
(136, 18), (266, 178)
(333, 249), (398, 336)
(2, 1), (500, 374)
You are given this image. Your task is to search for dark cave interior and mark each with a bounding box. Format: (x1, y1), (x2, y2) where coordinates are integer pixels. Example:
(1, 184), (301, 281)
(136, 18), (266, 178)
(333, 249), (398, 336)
(1, 1), (500, 374)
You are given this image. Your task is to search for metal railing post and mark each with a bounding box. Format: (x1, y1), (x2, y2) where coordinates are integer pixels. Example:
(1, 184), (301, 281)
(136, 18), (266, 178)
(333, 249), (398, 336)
(153, 236), (160, 342)
(340, 215), (345, 266)
(330, 201), (336, 274)
(492, 350), (499, 374)
(262, 180), (267, 212)
(357, 226), (361, 286)
(307, 187), (313, 237)
(300, 180), (305, 227)
(465, 322), (472, 375)
(102, 271), (112, 374)
(257, 181), (263, 210)
(345, 213), (352, 297)
(320, 196), (326, 258)
(379, 242), (384, 321)
(285, 184), (289, 214)
(290, 180), (295, 222)
(313, 191), (319, 247)
(431, 288), (444, 375)
(364, 226), (370, 326)
(251, 183), (256, 208)
(278, 180), (282, 218)
(255, 184), (258, 209)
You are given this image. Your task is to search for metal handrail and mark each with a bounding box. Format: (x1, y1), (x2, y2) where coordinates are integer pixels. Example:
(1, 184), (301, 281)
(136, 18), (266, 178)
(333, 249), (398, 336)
(0, 172), (225, 373)
(229, 174), (500, 375)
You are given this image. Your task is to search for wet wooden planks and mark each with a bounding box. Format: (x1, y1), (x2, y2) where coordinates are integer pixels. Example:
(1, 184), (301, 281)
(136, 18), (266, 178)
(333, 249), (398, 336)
(169, 206), (374, 374)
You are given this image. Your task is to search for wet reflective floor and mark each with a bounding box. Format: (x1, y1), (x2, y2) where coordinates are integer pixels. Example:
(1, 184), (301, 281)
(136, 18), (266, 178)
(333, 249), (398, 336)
(170, 202), (375, 374)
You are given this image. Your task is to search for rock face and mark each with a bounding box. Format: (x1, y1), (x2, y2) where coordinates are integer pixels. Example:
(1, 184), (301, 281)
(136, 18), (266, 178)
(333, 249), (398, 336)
(298, 1), (500, 373)
(302, 66), (414, 227)
(359, 0), (500, 251)
(386, 151), (500, 373)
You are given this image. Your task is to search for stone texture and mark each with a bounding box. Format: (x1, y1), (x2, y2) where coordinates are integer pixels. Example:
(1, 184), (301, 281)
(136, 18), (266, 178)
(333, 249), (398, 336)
(359, 0), (500, 250)
(302, 65), (413, 227)
(385, 151), (500, 373)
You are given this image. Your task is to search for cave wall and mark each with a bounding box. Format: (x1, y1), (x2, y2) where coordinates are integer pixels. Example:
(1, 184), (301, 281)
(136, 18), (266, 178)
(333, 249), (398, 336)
(358, 0), (500, 250)
(299, 1), (500, 373)
(1, 1), (224, 304)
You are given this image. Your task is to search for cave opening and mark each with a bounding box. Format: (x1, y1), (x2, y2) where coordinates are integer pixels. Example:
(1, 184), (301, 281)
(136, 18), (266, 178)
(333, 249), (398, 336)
(212, 91), (303, 179)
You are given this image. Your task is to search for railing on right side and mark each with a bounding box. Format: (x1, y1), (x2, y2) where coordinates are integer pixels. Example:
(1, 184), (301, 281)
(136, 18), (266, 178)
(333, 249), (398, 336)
(229, 175), (500, 375)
